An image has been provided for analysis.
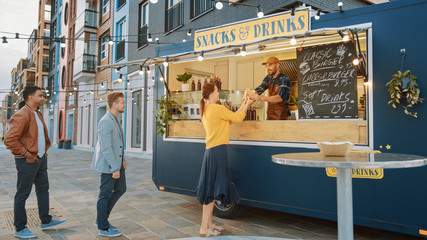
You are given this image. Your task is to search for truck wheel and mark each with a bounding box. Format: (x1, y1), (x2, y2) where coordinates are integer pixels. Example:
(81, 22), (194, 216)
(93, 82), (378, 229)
(213, 200), (244, 219)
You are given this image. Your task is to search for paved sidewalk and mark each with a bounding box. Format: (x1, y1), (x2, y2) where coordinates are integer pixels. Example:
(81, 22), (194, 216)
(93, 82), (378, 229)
(0, 143), (420, 239)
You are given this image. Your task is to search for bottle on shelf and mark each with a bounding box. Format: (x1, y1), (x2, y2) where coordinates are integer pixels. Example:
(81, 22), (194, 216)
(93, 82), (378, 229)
(197, 79), (201, 91)
(218, 78), (222, 90)
(191, 80), (195, 91)
(251, 106), (257, 121)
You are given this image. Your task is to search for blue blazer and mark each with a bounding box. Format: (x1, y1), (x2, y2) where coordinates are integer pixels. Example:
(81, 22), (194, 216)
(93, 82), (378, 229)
(91, 112), (124, 173)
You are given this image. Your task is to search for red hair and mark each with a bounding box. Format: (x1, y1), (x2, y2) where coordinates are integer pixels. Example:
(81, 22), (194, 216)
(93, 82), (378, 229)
(199, 82), (216, 119)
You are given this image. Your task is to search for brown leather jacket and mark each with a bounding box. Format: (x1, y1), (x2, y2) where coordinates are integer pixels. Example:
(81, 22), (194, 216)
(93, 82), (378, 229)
(4, 104), (51, 158)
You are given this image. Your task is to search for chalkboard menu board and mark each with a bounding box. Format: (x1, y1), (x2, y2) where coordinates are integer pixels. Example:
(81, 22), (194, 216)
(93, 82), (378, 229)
(297, 42), (358, 119)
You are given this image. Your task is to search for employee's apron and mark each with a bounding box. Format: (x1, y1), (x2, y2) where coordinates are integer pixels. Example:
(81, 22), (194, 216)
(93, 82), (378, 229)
(267, 81), (288, 120)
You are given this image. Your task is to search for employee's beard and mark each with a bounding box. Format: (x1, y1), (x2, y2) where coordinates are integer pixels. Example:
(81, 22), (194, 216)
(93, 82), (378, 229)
(269, 69), (278, 76)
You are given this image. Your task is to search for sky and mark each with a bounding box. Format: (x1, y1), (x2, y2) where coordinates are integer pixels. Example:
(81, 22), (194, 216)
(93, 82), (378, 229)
(0, 0), (39, 108)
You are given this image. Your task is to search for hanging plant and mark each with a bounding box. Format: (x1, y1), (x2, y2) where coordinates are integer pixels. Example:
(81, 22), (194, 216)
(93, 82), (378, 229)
(386, 70), (423, 117)
(154, 96), (183, 136)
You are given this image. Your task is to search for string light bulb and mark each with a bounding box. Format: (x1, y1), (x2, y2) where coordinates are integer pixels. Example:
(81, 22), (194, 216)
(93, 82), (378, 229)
(118, 74), (123, 83)
(257, 5), (264, 18)
(240, 44), (247, 56)
(108, 36), (113, 45)
(139, 65), (144, 75)
(338, 31), (350, 42)
(290, 36), (297, 45)
(290, 8), (295, 21)
(60, 37), (66, 48)
(338, 2), (344, 13)
(2, 36), (8, 44)
(150, 0), (158, 3)
(315, 9), (321, 20)
(353, 58), (360, 65)
(198, 51), (204, 61)
(146, 66), (151, 74)
(187, 29), (192, 36)
(147, 33), (152, 42)
(163, 56), (169, 67)
(214, 0), (223, 10)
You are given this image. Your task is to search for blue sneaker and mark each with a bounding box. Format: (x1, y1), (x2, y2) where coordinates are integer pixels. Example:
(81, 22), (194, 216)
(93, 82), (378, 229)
(94, 222), (118, 231)
(14, 228), (37, 239)
(99, 228), (122, 237)
(41, 219), (68, 230)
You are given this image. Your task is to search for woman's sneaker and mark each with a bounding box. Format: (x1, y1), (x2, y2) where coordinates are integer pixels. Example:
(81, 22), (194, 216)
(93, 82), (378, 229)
(99, 228), (122, 237)
(14, 228), (37, 239)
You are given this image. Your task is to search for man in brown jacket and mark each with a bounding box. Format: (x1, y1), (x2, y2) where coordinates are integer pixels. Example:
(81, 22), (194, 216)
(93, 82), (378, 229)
(5, 86), (67, 239)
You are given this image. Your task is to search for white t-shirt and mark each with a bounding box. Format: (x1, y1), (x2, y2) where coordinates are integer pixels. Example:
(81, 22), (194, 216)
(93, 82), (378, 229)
(33, 111), (46, 158)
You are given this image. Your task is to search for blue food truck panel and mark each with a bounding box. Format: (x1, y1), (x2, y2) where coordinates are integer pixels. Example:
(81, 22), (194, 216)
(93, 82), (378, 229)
(153, 0), (427, 236)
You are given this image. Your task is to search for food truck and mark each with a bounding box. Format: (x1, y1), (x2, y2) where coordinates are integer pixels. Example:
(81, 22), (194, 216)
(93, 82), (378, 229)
(151, 0), (427, 236)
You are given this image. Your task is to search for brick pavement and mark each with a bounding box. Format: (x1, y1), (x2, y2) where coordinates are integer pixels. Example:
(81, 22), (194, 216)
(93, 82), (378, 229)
(0, 142), (420, 240)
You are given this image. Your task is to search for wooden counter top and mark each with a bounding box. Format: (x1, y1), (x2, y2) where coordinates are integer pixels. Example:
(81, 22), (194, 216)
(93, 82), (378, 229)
(168, 120), (367, 144)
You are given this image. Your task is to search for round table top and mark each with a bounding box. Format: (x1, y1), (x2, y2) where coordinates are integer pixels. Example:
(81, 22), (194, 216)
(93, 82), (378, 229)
(272, 152), (427, 169)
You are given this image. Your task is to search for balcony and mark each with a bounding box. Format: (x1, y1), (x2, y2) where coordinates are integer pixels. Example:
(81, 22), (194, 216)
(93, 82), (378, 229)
(138, 25), (148, 49)
(116, 40), (125, 61)
(166, 0), (184, 33)
(83, 54), (95, 72)
(84, 10), (96, 28)
(191, 0), (214, 20)
(75, 9), (97, 36)
(73, 53), (95, 83)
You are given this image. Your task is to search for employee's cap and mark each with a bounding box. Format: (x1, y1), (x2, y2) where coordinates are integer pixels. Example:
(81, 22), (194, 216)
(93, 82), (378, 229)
(262, 57), (280, 65)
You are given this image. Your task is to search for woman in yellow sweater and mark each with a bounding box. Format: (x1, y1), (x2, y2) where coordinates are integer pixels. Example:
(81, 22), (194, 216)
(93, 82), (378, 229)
(197, 82), (254, 237)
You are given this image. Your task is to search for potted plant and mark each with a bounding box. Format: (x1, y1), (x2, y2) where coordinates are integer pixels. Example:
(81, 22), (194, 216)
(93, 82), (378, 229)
(58, 139), (64, 149)
(155, 96), (183, 136)
(386, 70), (423, 117)
(176, 72), (192, 91)
(63, 139), (72, 149)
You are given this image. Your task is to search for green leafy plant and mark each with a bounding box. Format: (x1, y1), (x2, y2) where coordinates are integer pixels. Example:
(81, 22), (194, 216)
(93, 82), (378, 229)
(154, 96), (183, 136)
(290, 95), (298, 106)
(176, 72), (192, 84)
(386, 70), (423, 117)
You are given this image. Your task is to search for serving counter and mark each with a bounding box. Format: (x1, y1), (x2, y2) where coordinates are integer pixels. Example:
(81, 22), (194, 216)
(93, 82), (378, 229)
(168, 120), (367, 143)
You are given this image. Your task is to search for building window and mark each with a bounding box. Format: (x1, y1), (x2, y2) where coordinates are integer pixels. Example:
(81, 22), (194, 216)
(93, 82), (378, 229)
(190, 0), (214, 19)
(64, 3), (68, 25)
(58, 110), (63, 140)
(131, 90), (142, 148)
(117, 0), (126, 9)
(87, 105), (91, 145)
(100, 32), (109, 62)
(138, 1), (148, 48)
(116, 19), (126, 61)
(61, 66), (66, 89)
(79, 106), (83, 144)
(102, 0), (110, 16)
(166, 0), (184, 33)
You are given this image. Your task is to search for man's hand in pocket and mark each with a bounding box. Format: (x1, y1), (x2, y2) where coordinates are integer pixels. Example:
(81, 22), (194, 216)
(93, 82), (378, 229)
(24, 152), (38, 163)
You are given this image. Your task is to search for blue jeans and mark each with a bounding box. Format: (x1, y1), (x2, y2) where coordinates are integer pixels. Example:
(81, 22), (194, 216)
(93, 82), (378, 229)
(14, 155), (52, 231)
(96, 169), (126, 230)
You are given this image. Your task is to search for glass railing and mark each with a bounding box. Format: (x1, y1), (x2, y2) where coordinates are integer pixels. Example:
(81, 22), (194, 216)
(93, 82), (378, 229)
(166, 0), (184, 32)
(83, 54), (95, 72)
(138, 25), (148, 48)
(84, 10), (96, 28)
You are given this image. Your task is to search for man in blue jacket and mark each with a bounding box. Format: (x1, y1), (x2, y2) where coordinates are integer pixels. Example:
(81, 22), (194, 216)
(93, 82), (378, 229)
(92, 92), (127, 237)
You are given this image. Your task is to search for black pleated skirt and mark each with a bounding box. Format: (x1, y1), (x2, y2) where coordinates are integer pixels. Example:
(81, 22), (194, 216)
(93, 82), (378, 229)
(196, 144), (234, 205)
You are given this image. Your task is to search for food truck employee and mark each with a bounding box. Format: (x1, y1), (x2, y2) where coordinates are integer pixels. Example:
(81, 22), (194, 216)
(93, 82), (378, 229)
(250, 57), (292, 120)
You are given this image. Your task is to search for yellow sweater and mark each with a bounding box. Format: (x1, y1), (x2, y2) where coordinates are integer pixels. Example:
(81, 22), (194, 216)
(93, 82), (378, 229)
(202, 104), (246, 149)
